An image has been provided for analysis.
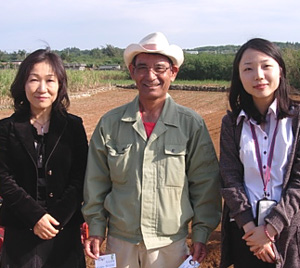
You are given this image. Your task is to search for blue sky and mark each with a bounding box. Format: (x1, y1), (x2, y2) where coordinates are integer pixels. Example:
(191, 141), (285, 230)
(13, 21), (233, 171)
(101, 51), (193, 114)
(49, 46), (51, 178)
(1, 0), (300, 52)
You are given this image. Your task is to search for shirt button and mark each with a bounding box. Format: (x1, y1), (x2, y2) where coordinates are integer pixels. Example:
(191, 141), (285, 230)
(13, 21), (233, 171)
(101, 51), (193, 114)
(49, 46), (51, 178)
(263, 165), (266, 169)
(264, 151), (267, 154)
(264, 136), (267, 140)
(49, 193), (54, 198)
(47, 170), (52, 176)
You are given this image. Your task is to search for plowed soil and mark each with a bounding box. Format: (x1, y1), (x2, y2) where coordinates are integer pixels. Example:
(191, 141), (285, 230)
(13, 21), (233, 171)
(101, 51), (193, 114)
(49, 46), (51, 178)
(0, 87), (229, 268)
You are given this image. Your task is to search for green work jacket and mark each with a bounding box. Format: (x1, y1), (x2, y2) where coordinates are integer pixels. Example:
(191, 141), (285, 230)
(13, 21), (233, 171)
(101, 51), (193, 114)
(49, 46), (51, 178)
(82, 94), (221, 250)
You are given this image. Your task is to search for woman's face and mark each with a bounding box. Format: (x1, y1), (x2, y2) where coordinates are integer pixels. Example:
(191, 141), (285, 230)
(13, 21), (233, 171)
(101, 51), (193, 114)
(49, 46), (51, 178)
(25, 61), (59, 116)
(239, 48), (281, 110)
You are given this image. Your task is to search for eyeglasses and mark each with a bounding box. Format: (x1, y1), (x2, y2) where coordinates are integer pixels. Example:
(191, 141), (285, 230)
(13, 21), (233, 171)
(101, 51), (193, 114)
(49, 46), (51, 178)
(134, 65), (171, 75)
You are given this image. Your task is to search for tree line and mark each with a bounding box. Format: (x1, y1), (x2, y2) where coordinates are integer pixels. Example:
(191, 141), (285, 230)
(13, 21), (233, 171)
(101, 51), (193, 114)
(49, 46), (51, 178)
(1, 42), (300, 89)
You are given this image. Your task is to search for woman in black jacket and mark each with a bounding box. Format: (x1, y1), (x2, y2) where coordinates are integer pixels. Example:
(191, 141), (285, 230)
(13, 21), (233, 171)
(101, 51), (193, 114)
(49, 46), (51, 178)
(0, 49), (88, 268)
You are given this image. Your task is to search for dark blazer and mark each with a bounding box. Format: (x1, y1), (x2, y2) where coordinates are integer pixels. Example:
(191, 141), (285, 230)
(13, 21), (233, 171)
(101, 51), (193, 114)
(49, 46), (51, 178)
(220, 106), (300, 268)
(0, 111), (88, 230)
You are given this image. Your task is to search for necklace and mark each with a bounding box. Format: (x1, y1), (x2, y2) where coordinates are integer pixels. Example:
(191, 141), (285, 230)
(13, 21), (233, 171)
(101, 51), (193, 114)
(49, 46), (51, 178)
(32, 119), (50, 135)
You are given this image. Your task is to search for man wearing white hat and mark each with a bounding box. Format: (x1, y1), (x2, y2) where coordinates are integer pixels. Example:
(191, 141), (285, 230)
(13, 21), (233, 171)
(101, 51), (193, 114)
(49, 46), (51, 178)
(82, 32), (221, 268)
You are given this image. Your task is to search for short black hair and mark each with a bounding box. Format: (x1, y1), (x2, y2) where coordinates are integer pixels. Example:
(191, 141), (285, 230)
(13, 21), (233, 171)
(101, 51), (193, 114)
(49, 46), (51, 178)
(10, 48), (70, 116)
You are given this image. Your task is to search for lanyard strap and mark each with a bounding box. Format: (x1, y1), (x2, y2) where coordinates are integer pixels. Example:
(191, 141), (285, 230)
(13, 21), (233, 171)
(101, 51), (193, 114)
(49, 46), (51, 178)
(250, 119), (279, 197)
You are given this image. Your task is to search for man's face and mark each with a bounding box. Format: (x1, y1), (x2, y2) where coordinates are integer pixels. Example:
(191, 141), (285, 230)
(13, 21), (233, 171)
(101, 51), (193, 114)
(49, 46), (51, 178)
(129, 53), (179, 102)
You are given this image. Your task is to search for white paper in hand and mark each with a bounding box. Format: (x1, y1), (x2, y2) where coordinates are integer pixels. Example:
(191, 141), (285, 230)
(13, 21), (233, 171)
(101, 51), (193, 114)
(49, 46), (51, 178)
(95, 253), (117, 268)
(178, 255), (200, 268)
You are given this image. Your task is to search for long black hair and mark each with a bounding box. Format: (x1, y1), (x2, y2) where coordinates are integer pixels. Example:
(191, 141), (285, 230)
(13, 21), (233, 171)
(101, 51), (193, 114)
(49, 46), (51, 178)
(229, 38), (292, 123)
(10, 48), (70, 116)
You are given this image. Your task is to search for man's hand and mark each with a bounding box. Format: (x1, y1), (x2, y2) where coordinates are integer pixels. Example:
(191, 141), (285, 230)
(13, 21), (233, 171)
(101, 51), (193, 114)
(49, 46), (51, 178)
(84, 236), (104, 259)
(190, 242), (207, 263)
(33, 213), (60, 240)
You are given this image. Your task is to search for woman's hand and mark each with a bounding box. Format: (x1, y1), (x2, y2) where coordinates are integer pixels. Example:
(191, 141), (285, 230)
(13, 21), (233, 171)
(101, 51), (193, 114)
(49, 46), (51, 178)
(243, 225), (276, 263)
(243, 221), (256, 233)
(33, 213), (60, 240)
(253, 243), (276, 263)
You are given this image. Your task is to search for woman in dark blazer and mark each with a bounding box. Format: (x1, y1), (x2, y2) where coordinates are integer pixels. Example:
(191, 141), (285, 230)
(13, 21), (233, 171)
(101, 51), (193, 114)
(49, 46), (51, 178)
(0, 49), (88, 268)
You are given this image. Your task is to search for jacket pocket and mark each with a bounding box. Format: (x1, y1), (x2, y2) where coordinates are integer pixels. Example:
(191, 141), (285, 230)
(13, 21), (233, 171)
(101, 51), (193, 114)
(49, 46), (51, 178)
(162, 144), (186, 187)
(107, 143), (132, 184)
(157, 187), (193, 235)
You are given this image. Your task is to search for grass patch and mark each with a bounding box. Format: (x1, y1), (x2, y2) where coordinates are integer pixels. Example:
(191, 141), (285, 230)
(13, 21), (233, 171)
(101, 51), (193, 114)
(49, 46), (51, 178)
(0, 69), (229, 98)
(66, 70), (130, 91)
(0, 69), (16, 97)
(173, 80), (230, 87)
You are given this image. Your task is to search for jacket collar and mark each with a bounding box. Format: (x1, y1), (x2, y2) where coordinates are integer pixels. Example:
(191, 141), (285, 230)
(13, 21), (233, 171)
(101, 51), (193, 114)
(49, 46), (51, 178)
(14, 114), (37, 163)
(121, 93), (180, 127)
(45, 112), (67, 161)
(13, 112), (68, 164)
(236, 98), (278, 125)
(120, 93), (179, 142)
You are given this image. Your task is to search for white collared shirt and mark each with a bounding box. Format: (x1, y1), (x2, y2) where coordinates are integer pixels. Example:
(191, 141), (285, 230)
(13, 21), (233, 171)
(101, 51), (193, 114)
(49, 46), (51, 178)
(238, 99), (294, 218)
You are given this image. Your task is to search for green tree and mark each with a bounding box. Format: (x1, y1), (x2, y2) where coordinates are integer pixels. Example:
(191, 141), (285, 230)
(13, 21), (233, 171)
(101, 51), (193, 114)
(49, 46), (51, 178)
(102, 45), (122, 58)
(177, 53), (233, 80)
(16, 50), (27, 60)
(0, 50), (5, 62)
(282, 48), (300, 90)
(60, 52), (71, 62)
(90, 48), (103, 59)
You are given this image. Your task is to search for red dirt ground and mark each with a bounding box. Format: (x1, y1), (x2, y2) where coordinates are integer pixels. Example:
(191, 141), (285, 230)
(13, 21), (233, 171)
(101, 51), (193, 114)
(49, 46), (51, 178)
(0, 87), (229, 268)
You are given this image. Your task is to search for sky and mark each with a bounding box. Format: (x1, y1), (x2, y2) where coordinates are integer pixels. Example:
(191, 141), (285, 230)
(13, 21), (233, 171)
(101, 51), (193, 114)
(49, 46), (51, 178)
(1, 0), (300, 53)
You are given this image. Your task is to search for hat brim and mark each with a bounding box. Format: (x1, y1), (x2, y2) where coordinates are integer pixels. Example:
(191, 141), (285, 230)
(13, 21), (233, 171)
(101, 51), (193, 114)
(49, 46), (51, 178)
(124, 43), (184, 68)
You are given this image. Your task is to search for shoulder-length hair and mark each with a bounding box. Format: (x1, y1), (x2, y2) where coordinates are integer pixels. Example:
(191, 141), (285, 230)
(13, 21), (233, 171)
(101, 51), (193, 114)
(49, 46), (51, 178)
(229, 38), (292, 123)
(10, 48), (70, 116)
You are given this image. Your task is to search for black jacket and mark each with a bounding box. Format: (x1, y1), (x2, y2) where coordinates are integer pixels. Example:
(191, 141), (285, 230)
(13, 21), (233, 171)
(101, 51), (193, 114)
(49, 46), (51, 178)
(0, 111), (88, 230)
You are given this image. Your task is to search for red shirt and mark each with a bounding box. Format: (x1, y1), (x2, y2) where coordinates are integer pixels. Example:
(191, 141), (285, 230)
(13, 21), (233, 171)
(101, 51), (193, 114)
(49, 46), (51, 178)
(143, 121), (155, 138)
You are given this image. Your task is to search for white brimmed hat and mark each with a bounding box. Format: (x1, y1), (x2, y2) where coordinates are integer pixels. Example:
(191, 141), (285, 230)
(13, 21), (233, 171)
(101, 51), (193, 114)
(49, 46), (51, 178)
(124, 32), (184, 68)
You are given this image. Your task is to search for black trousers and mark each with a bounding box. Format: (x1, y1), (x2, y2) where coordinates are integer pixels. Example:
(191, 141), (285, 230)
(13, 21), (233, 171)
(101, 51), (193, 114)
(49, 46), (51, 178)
(229, 221), (275, 268)
(0, 225), (85, 268)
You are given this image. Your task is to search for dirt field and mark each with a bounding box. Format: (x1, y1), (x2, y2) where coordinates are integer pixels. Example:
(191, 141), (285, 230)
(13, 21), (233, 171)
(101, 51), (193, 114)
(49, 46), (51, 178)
(0, 87), (229, 267)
